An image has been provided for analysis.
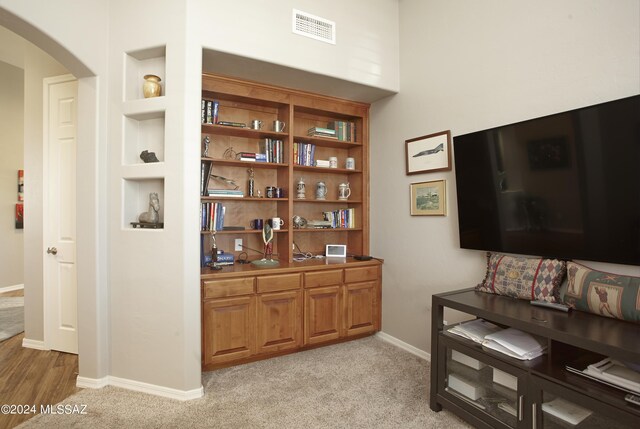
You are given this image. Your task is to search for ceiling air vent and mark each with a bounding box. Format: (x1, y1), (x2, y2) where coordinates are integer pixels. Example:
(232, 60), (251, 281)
(292, 9), (336, 45)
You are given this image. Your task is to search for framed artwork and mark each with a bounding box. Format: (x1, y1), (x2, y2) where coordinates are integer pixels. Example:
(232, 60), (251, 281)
(15, 203), (24, 229)
(410, 180), (446, 216)
(405, 130), (452, 175)
(18, 169), (24, 201)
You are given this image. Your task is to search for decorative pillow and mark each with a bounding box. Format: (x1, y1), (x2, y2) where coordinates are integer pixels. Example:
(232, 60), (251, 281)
(563, 261), (640, 323)
(476, 252), (566, 302)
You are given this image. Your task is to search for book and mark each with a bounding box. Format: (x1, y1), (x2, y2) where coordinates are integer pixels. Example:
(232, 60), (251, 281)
(541, 398), (592, 426)
(584, 358), (640, 393)
(217, 121), (246, 127)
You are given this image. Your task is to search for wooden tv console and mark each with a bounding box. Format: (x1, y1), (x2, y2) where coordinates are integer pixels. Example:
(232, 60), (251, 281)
(430, 288), (640, 429)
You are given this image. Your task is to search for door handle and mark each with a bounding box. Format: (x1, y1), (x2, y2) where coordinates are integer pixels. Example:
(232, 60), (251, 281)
(47, 247), (58, 255)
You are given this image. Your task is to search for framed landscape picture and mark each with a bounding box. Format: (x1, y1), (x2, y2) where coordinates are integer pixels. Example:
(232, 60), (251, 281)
(405, 130), (452, 175)
(410, 180), (446, 216)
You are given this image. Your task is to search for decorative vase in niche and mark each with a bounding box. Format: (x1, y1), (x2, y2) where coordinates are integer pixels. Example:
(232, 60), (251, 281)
(143, 74), (162, 98)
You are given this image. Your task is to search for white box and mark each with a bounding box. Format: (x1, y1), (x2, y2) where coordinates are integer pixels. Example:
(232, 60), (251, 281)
(448, 373), (485, 400)
(451, 349), (486, 370)
(493, 368), (518, 391)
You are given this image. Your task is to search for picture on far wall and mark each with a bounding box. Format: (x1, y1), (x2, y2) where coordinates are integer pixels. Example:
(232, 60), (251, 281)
(405, 130), (452, 175)
(18, 169), (24, 201)
(410, 180), (446, 216)
(15, 203), (24, 229)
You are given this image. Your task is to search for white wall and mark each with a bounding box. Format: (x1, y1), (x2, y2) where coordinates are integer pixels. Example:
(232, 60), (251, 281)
(370, 0), (640, 352)
(0, 60), (24, 288)
(192, 0), (399, 94)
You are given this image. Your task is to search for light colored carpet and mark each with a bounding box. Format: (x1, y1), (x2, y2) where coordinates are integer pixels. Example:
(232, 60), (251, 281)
(18, 336), (472, 428)
(0, 296), (24, 342)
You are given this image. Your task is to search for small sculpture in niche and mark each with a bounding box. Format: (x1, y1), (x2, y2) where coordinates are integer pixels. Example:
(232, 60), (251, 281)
(143, 74), (162, 98)
(139, 192), (160, 224)
(140, 150), (159, 163)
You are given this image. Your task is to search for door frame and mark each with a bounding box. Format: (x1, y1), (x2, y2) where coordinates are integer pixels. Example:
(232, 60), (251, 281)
(42, 73), (78, 352)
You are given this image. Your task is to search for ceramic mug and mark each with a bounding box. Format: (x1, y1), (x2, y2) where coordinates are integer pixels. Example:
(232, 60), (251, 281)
(345, 157), (355, 170)
(265, 186), (276, 198)
(329, 156), (338, 168)
(250, 119), (263, 130)
(275, 187), (284, 198)
(316, 181), (327, 200)
(270, 217), (285, 230)
(250, 218), (264, 230)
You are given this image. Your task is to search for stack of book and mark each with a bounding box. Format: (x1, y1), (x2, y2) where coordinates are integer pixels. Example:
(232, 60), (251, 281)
(308, 127), (337, 139)
(322, 208), (355, 229)
(258, 138), (284, 163)
(201, 99), (219, 124)
(200, 202), (225, 231)
(207, 189), (244, 198)
(293, 142), (316, 166)
(237, 152), (257, 162)
(327, 121), (356, 142)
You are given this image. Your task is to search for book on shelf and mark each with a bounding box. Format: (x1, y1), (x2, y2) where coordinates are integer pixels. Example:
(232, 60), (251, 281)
(217, 121), (246, 128)
(293, 142), (316, 166)
(238, 152), (256, 162)
(308, 127), (337, 138)
(200, 161), (213, 196)
(447, 318), (503, 344)
(322, 208), (355, 229)
(200, 202), (225, 231)
(201, 99), (219, 124)
(541, 398), (592, 426)
(258, 138), (284, 164)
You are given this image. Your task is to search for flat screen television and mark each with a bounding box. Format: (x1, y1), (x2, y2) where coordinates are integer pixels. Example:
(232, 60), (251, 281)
(453, 95), (640, 266)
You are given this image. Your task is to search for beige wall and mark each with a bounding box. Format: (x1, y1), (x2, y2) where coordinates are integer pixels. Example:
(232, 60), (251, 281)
(0, 60), (24, 288)
(370, 0), (640, 352)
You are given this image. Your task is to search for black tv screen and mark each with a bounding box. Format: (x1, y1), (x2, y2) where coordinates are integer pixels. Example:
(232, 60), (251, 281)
(453, 95), (640, 266)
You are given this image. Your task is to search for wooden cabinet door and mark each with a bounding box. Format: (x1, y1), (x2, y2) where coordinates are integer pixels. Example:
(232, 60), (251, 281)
(256, 290), (302, 354)
(202, 296), (255, 366)
(304, 285), (342, 345)
(344, 281), (378, 337)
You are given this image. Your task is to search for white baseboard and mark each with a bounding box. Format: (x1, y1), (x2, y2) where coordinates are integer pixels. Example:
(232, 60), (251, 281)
(376, 331), (431, 361)
(0, 284), (24, 294)
(76, 375), (204, 401)
(22, 338), (48, 350)
(76, 376), (109, 389)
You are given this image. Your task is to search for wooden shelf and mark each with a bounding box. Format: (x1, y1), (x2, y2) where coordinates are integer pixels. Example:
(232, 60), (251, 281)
(201, 196), (287, 202)
(201, 158), (288, 169)
(292, 228), (362, 232)
(200, 229), (289, 235)
(293, 199), (362, 204)
(293, 135), (361, 149)
(202, 123), (288, 140)
(293, 165), (362, 174)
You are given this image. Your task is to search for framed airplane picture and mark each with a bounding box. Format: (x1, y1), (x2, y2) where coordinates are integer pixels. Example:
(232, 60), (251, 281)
(405, 130), (452, 175)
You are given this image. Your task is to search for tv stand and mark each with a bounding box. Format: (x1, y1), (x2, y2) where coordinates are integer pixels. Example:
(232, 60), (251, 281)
(430, 288), (640, 429)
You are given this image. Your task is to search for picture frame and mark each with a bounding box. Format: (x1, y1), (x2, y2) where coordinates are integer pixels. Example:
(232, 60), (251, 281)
(410, 180), (446, 216)
(405, 130), (452, 175)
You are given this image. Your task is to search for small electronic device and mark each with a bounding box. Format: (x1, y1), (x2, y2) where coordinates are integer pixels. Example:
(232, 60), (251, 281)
(325, 244), (347, 258)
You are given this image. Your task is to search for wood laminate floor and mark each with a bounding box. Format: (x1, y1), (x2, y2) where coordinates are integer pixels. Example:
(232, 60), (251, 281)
(0, 290), (79, 429)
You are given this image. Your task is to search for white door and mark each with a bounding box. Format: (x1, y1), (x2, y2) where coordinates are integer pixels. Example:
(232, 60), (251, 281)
(44, 75), (78, 354)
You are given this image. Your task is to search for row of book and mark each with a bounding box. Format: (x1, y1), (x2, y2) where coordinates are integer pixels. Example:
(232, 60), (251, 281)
(201, 202), (225, 231)
(201, 99), (219, 125)
(258, 139), (285, 164)
(293, 142), (316, 166)
(328, 121), (356, 142)
(200, 162), (213, 196)
(322, 208), (355, 229)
